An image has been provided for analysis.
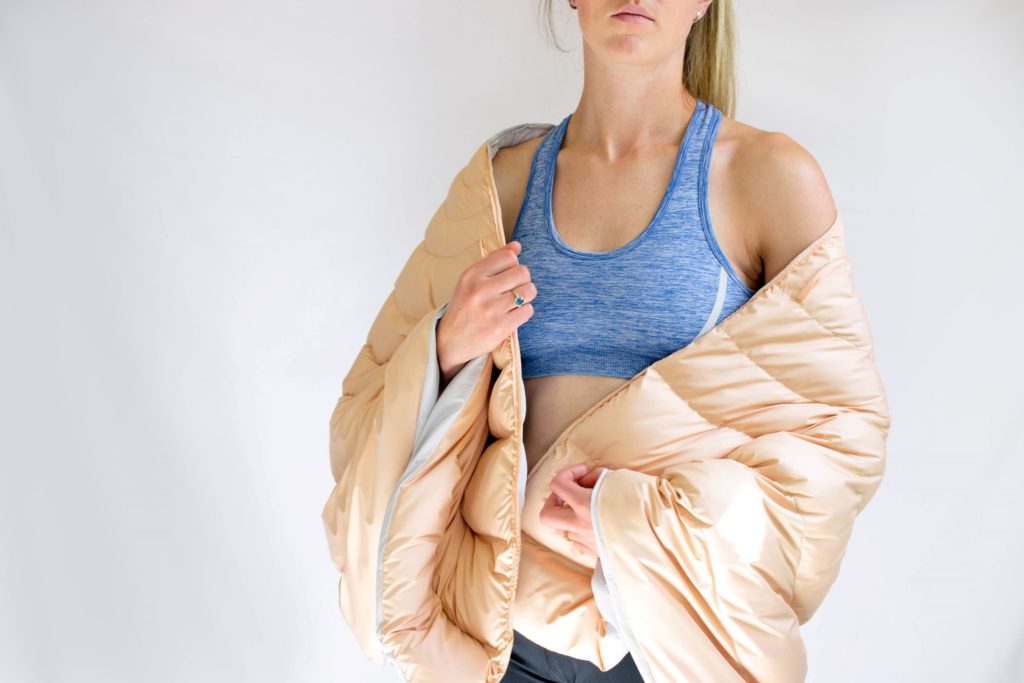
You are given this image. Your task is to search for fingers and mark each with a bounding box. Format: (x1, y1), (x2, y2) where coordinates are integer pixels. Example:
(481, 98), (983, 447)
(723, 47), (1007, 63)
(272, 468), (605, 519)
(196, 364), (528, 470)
(539, 464), (603, 552)
(539, 489), (599, 558)
(471, 241), (538, 319)
(540, 464), (594, 528)
(506, 301), (535, 328)
(573, 539), (598, 558)
(489, 260), (532, 294)
(564, 529), (598, 558)
(548, 463), (592, 509)
(576, 466), (606, 488)
(476, 241), (522, 278)
(501, 281), (537, 314)
(477, 239), (518, 260)
(539, 490), (578, 529)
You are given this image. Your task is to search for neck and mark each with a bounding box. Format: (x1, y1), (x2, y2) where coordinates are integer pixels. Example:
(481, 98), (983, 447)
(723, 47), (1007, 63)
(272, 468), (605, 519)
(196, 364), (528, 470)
(568, 44), (696, 161)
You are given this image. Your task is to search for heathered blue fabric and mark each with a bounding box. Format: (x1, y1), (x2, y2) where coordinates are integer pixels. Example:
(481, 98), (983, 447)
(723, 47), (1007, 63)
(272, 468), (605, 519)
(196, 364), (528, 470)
(511, 98), (757, 380)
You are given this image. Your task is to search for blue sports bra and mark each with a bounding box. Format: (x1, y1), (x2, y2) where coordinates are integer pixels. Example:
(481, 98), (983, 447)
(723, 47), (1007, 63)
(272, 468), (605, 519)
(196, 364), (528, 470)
(511, 98), (757, 380)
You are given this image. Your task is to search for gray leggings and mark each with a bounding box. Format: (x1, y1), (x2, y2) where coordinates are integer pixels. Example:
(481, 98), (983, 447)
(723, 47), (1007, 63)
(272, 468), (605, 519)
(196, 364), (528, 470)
(500, 630), (644, 683)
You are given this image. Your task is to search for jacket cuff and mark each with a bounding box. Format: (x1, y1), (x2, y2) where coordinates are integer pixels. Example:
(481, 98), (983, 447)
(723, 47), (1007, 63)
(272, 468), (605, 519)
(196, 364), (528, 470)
(590, 468), (631, 665)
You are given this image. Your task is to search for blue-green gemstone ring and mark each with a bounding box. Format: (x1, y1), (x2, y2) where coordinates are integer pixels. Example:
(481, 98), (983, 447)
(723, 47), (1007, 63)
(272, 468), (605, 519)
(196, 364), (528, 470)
(512, 291), (525, 307)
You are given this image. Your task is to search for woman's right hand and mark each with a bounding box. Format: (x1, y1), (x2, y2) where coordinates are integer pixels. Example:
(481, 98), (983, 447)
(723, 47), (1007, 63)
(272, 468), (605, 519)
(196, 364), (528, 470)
(436, 240), (536, 380)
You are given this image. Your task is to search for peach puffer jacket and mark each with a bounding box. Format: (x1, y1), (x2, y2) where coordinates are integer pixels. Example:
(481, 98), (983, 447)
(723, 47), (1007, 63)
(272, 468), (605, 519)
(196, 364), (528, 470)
(321, 121), (892, 683)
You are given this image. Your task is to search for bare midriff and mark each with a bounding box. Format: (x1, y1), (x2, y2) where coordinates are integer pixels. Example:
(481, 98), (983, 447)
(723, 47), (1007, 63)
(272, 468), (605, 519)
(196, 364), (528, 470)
(519, 373), (627, 475)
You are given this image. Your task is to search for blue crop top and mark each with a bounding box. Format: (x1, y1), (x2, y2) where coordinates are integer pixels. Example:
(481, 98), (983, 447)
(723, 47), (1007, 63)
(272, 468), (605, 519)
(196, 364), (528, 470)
(510, 98), (757, 380)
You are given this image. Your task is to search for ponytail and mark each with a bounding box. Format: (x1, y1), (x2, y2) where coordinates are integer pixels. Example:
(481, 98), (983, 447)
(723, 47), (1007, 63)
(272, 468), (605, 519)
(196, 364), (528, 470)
(684, 0), (737, 118)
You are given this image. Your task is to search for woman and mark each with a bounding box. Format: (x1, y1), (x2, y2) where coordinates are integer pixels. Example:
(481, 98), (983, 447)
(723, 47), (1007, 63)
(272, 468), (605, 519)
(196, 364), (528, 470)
(435, 2), (836, 678)
(323, 1), (889, 680)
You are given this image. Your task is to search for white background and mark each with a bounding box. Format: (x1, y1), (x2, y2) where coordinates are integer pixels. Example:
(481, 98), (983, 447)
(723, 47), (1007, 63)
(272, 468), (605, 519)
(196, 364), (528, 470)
(1, 1), (1022, 681)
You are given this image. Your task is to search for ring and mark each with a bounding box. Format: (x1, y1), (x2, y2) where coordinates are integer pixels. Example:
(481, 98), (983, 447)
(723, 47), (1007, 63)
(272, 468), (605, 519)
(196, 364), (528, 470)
(512, 289), (525, 307)
(562, 530), (572, 543)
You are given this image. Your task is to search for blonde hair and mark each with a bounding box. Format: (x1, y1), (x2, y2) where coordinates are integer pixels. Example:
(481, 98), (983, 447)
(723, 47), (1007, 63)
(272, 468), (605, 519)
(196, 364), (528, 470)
(539, 0), (737, 118)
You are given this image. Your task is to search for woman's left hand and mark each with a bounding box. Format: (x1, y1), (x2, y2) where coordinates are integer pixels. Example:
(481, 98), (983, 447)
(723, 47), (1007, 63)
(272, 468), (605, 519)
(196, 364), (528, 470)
(539, 463), (607, 558)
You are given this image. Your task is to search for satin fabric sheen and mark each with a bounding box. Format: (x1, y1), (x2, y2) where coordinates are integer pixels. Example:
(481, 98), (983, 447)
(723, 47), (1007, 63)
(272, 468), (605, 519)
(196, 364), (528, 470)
(320, 121), (892, 682)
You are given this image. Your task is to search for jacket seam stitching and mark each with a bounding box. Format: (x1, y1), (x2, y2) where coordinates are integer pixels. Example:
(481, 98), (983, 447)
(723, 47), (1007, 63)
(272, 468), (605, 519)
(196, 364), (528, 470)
(718, 327), (819, 407)
(780, 287), (874, 359)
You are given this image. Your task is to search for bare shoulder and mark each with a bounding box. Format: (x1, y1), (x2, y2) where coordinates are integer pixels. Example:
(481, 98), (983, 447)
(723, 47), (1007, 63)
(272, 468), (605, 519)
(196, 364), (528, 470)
(491, 133), (545, 243)
(721, 114), (838, 284)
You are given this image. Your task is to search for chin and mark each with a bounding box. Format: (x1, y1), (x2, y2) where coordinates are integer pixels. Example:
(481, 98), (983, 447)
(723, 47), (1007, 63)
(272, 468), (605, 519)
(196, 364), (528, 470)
(594, 34), (663, 63)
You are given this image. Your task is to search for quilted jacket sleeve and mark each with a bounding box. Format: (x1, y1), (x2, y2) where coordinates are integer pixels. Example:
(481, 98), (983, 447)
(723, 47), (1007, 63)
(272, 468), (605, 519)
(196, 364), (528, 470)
(587, 251), (892, 682)
(589, 412), (889, 678)
(320, 233), (492, 666)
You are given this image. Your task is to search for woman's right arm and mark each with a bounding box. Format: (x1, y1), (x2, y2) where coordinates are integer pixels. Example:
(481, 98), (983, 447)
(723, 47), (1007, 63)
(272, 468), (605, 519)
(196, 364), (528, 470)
(319, 233), (492, 664)
(436, 305), (470, 394)
(320, 199), (535, 666)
